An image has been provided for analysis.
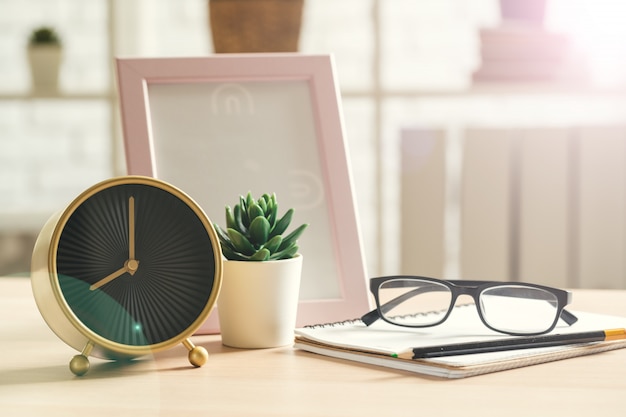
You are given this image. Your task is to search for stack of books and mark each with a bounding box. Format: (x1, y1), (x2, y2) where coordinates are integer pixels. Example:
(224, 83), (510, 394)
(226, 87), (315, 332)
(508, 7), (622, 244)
(472, 24), (586, 83)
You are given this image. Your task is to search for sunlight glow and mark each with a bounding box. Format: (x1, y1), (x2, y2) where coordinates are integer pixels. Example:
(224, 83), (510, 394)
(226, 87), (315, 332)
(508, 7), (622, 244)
(547, 0), (626, 87)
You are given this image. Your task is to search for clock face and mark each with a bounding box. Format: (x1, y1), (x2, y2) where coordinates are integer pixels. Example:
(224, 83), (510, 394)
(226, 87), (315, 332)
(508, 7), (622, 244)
(53, 179), (219, 348)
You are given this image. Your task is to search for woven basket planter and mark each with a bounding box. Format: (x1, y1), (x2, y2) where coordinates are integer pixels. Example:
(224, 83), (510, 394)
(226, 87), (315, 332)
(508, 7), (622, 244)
(209, 0), (304, 53)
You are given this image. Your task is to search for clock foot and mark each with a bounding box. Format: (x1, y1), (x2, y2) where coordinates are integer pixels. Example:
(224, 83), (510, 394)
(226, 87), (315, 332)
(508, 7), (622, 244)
(183, 338), (208, 367)
(69, 354), (90, 376)
(70, 341), (94, 376)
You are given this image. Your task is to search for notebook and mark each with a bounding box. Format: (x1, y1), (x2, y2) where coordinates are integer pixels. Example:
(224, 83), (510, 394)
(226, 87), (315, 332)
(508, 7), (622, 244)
(294, 306), (626, 379)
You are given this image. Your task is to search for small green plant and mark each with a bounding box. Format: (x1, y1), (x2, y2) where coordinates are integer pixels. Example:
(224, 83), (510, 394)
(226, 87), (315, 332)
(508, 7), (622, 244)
(29, 27), (61, 46)
(215, 192), (308, 261)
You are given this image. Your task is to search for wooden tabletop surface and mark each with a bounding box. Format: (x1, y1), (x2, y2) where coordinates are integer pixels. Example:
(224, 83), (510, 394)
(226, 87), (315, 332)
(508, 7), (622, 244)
(1, 276), (626, 417)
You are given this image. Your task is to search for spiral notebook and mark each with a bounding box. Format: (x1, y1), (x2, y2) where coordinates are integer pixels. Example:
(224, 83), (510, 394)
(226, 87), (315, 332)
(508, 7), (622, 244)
(294, 307), (626, 379)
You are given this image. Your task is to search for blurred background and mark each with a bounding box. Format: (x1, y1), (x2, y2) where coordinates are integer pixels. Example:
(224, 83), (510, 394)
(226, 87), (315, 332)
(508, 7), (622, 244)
(1, 0), (626, 288)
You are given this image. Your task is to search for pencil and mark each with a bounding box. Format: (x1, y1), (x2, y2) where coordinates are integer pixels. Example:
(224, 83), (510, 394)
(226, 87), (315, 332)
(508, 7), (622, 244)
(394, 328), (626, 359)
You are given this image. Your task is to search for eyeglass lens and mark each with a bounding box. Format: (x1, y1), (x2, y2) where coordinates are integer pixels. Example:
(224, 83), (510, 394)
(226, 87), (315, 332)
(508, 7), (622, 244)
(377, 279), (452, 326)
(377, 278), (560, 334)
(479, 285), (559, 334)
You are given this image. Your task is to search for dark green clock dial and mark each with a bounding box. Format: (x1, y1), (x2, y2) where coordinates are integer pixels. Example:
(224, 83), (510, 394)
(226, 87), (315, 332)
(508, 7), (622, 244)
(55, 182), (217, 347)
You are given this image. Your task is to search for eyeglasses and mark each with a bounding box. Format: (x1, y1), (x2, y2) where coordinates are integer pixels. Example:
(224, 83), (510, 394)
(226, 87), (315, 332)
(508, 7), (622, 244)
(361, 276), (579, 336)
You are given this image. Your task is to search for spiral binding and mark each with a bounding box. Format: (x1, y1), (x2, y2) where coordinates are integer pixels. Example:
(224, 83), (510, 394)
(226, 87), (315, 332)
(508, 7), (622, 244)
(303, 318), (363, 329)
(303, 304), (475, 329)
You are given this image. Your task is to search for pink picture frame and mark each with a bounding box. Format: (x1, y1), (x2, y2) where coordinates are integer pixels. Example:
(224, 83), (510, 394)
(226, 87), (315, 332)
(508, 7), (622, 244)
(116, 54), (369, 333)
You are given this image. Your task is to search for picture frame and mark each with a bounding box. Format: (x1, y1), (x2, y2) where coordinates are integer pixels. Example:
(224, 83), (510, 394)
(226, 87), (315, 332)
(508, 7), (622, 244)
(116, 54), (369, 333)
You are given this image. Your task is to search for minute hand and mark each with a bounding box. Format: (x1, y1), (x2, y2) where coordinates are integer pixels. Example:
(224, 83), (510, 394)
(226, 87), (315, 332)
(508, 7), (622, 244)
(129, 196), (135, 260)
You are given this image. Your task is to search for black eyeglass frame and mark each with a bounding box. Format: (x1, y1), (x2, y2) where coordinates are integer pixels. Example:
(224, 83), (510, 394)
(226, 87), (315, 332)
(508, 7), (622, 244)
(361, 276), (579, 336)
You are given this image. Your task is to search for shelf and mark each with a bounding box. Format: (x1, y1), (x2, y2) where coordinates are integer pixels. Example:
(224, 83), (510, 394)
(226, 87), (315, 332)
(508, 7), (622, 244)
(0, 91), (115, 100)
(342, 83), (626, 98)
(0, 211), (53, 233)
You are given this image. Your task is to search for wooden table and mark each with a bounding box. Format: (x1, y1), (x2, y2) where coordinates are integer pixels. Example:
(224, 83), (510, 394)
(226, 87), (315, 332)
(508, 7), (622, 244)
(1, 276), (626, 417)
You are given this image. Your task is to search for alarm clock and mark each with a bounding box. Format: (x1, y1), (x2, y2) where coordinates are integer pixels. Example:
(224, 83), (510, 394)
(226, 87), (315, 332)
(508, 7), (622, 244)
(31, 176), (222, 376)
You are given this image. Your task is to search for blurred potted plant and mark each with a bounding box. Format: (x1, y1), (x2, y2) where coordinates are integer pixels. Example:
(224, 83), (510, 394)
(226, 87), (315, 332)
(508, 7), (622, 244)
(27, 26), (62, 94)
(214, 192), (307, 348)
(208, 0), (304, 52)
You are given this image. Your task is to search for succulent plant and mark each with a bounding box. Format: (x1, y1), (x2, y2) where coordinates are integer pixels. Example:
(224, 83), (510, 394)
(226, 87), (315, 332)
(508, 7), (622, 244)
(214, 192), (308, 261)
(29, 27), (61, 46)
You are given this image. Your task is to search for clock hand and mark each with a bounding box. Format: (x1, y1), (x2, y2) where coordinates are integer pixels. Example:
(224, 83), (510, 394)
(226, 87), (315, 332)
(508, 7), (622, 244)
(89, 265), (128, 291)
(127, 196), (140, 276)
(128, 196), (136, 261)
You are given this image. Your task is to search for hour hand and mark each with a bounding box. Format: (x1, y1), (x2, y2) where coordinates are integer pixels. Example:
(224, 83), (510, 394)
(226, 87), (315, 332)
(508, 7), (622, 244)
(89, 265), (128, 291)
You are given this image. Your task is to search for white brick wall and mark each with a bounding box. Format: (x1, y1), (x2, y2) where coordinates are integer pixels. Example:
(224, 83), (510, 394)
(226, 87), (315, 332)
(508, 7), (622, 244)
(1, 0), (626, 278)
(0, 101), (111, 213)
(0, 0), (114, 245)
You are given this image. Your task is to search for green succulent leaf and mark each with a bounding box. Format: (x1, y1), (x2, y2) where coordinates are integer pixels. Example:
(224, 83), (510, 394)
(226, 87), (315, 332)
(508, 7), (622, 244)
(246, 192), (254, 209)
(249, 216), (270, 245)
(233, 204), (248, 234)
(262, 235), (283, 253)
(278, 223), (308, 250)
(267, 200), (278, 228)
(214, 223), (231, 245)
(247, 201), (264, 221)
(261, 193), (271, 208)
(270, 244), (299, 260)
(258, 196), (267, 213)
(270, 208), (293, 238)
(239, 195), (249, 227)
(221, 245), (250, 261)
(250, 248), (271, 261)
(227, 228), (255, 255)
(225, 206), (236, 230)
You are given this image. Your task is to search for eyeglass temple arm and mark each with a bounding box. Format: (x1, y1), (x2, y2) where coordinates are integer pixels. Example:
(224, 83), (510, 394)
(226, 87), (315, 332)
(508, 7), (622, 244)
(361, 284), (579, 327)
(560, 309), (578, 325)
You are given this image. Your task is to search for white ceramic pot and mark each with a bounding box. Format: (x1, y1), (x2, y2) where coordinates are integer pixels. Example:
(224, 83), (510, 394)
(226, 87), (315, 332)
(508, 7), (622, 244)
(218, 254), (303, 348)
(27, 45), (62, 94)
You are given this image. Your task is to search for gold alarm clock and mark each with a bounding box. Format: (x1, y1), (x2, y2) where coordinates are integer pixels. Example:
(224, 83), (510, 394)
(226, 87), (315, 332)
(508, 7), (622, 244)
(31, 176), (222, 376)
